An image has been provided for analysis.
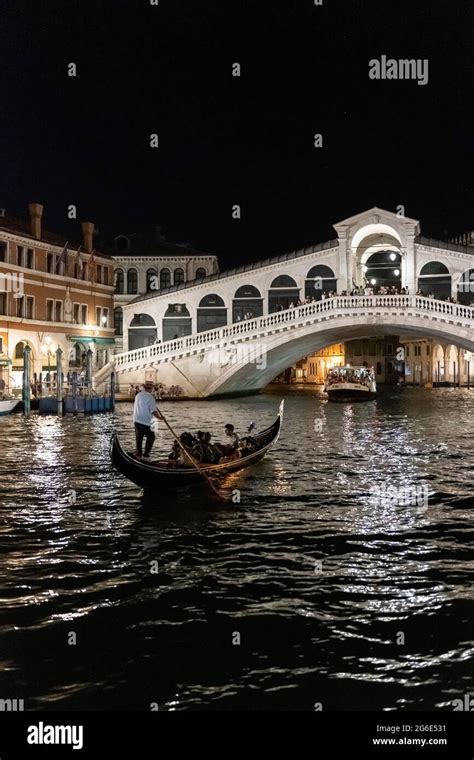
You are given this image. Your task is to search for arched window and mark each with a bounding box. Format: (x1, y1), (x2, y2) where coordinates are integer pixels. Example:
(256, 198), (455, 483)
(114, 307), (123, 336)
(270, 275), (297, 288)
(174, 268), (185, 285)
(419, 261), (449, 275)
(199, 294), (225, 307)
(160, 268), (171, 289)
(234, 285), (261, 298)
(233, 284), (263, 322)
(268, 275), (300, 312)
(306, 265), (335, 279)
(127, 268), (138, 295)
(418, 261), (451, 300)
(114, 269), (124, 294)
(162, 304), (192, 341)
(197, 294), (227, 332)
(146, 268), (157, 292)
(14, 341), (25, 360)
(195, 267), (207, 280)
(128, 313), (157, 350)
(305, 265), (337, 299)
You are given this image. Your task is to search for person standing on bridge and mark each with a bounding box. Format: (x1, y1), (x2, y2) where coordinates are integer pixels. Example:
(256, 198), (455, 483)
(133, 380), (163, 459)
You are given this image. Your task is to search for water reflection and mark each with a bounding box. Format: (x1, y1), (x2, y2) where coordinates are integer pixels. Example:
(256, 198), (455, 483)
(0, 388), (472, 709)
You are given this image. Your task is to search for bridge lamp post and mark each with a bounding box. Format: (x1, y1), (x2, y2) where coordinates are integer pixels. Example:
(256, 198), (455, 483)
(466, 352), (472, 389)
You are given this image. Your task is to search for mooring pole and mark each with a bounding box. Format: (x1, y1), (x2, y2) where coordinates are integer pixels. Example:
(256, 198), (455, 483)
(71, 371), (78, 414)
(110, 370), (116, 411)
(23, 344), (31, 416)
(56, 347), (63, 416)
(85, 348), (93, 398)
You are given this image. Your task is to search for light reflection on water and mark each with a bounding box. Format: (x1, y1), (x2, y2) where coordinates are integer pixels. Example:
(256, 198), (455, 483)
(0, 386), (473, 710)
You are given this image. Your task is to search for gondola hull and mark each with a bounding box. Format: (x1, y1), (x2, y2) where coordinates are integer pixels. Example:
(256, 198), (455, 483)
(110, 401), (284, 490)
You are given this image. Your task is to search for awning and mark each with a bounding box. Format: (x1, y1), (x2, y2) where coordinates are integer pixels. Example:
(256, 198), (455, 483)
(66, 335), (95, 343)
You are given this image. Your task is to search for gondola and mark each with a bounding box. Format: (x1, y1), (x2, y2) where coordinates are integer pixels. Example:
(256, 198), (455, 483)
(110, 400), (284, 490)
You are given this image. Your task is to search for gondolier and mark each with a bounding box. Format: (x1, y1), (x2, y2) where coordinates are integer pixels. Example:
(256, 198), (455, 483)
(133, 380), (162, 459)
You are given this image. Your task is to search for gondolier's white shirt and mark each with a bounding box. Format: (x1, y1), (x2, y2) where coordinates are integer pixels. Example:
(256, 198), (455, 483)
(133, 391), (156, 426)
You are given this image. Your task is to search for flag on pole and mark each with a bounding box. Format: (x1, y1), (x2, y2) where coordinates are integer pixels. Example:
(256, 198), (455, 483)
(88, 249), (96, 283)
(75, 246), (82, 277)
(56, 241), (68, 273)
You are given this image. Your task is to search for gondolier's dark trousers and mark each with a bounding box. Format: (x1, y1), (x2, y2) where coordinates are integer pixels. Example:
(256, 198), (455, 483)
(135, 422), (155, 456)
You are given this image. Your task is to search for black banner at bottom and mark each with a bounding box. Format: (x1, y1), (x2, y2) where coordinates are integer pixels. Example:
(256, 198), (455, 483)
(0, 710), (472, 757)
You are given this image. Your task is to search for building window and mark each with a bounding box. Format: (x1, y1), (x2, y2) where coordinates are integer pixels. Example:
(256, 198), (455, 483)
(114, 269), (124, 294)
(46, 299), (54, 321)
(96, 306), (101, 326)
(406, 345), (410, 357)
(73, 303), (80, 324)
(103, 267), (109, 286)
(114, 307), (123, 335)
(0, 293), (6, 315)
(387, 361), (394, 375)
(102, 308), (109, 327)
(26, 248), (34, 269)
(127, 268), (138, 294)
(426, 345), (430, 356)
(174, 268), (185, 285)
(16, 296), (24, 317)
(387, 344), (393, 355)
(376, 361), (382, 375)
(55, 301), (62, 322)
(160, 269), (171, 289)
(81, 304), (88, 324)
(47, 253), (55, 273)
(17, 246), (24, 267)
(0, 336), (3, 352)
(0, 241), (7, 262)
(96, 265), (102, 284)
(15, 341), (25, 360)
(26, 296), (34, 319)
(195, 267), (206, 280)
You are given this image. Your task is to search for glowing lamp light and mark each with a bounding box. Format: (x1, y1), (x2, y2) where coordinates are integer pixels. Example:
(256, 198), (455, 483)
(394, 269), (400, 276)
(362, 265), (368, 273)
(390, 253), (397, 261)
(101, 315), (108, 325)
(370, 278), (376, 286)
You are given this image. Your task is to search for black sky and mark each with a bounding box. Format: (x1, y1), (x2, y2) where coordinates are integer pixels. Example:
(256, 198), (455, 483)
(1, 0), (472, 266)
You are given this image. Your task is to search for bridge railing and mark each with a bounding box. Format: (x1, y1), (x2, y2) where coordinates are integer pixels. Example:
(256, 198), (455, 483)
(114, 295), (474, 370)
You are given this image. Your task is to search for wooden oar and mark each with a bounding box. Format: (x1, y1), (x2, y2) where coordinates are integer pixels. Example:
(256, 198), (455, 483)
(157, 409), (226, 501)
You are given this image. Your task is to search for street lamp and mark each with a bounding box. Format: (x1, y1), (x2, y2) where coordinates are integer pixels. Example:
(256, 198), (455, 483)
(41, 336), (57, 394)
(101, 315), (107, 326)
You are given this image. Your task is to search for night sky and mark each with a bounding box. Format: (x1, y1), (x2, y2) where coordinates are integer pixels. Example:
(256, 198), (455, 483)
(1, 0), (472, 266)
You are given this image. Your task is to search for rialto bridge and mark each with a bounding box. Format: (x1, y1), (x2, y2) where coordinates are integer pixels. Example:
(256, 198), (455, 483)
(97, 208), (474, 396)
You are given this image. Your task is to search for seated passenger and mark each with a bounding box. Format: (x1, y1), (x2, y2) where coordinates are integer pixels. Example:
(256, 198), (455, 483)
(215, 423), (241, 457)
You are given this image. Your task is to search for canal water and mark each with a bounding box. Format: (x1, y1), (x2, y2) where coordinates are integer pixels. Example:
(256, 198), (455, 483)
(0, 388), (472, 710)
